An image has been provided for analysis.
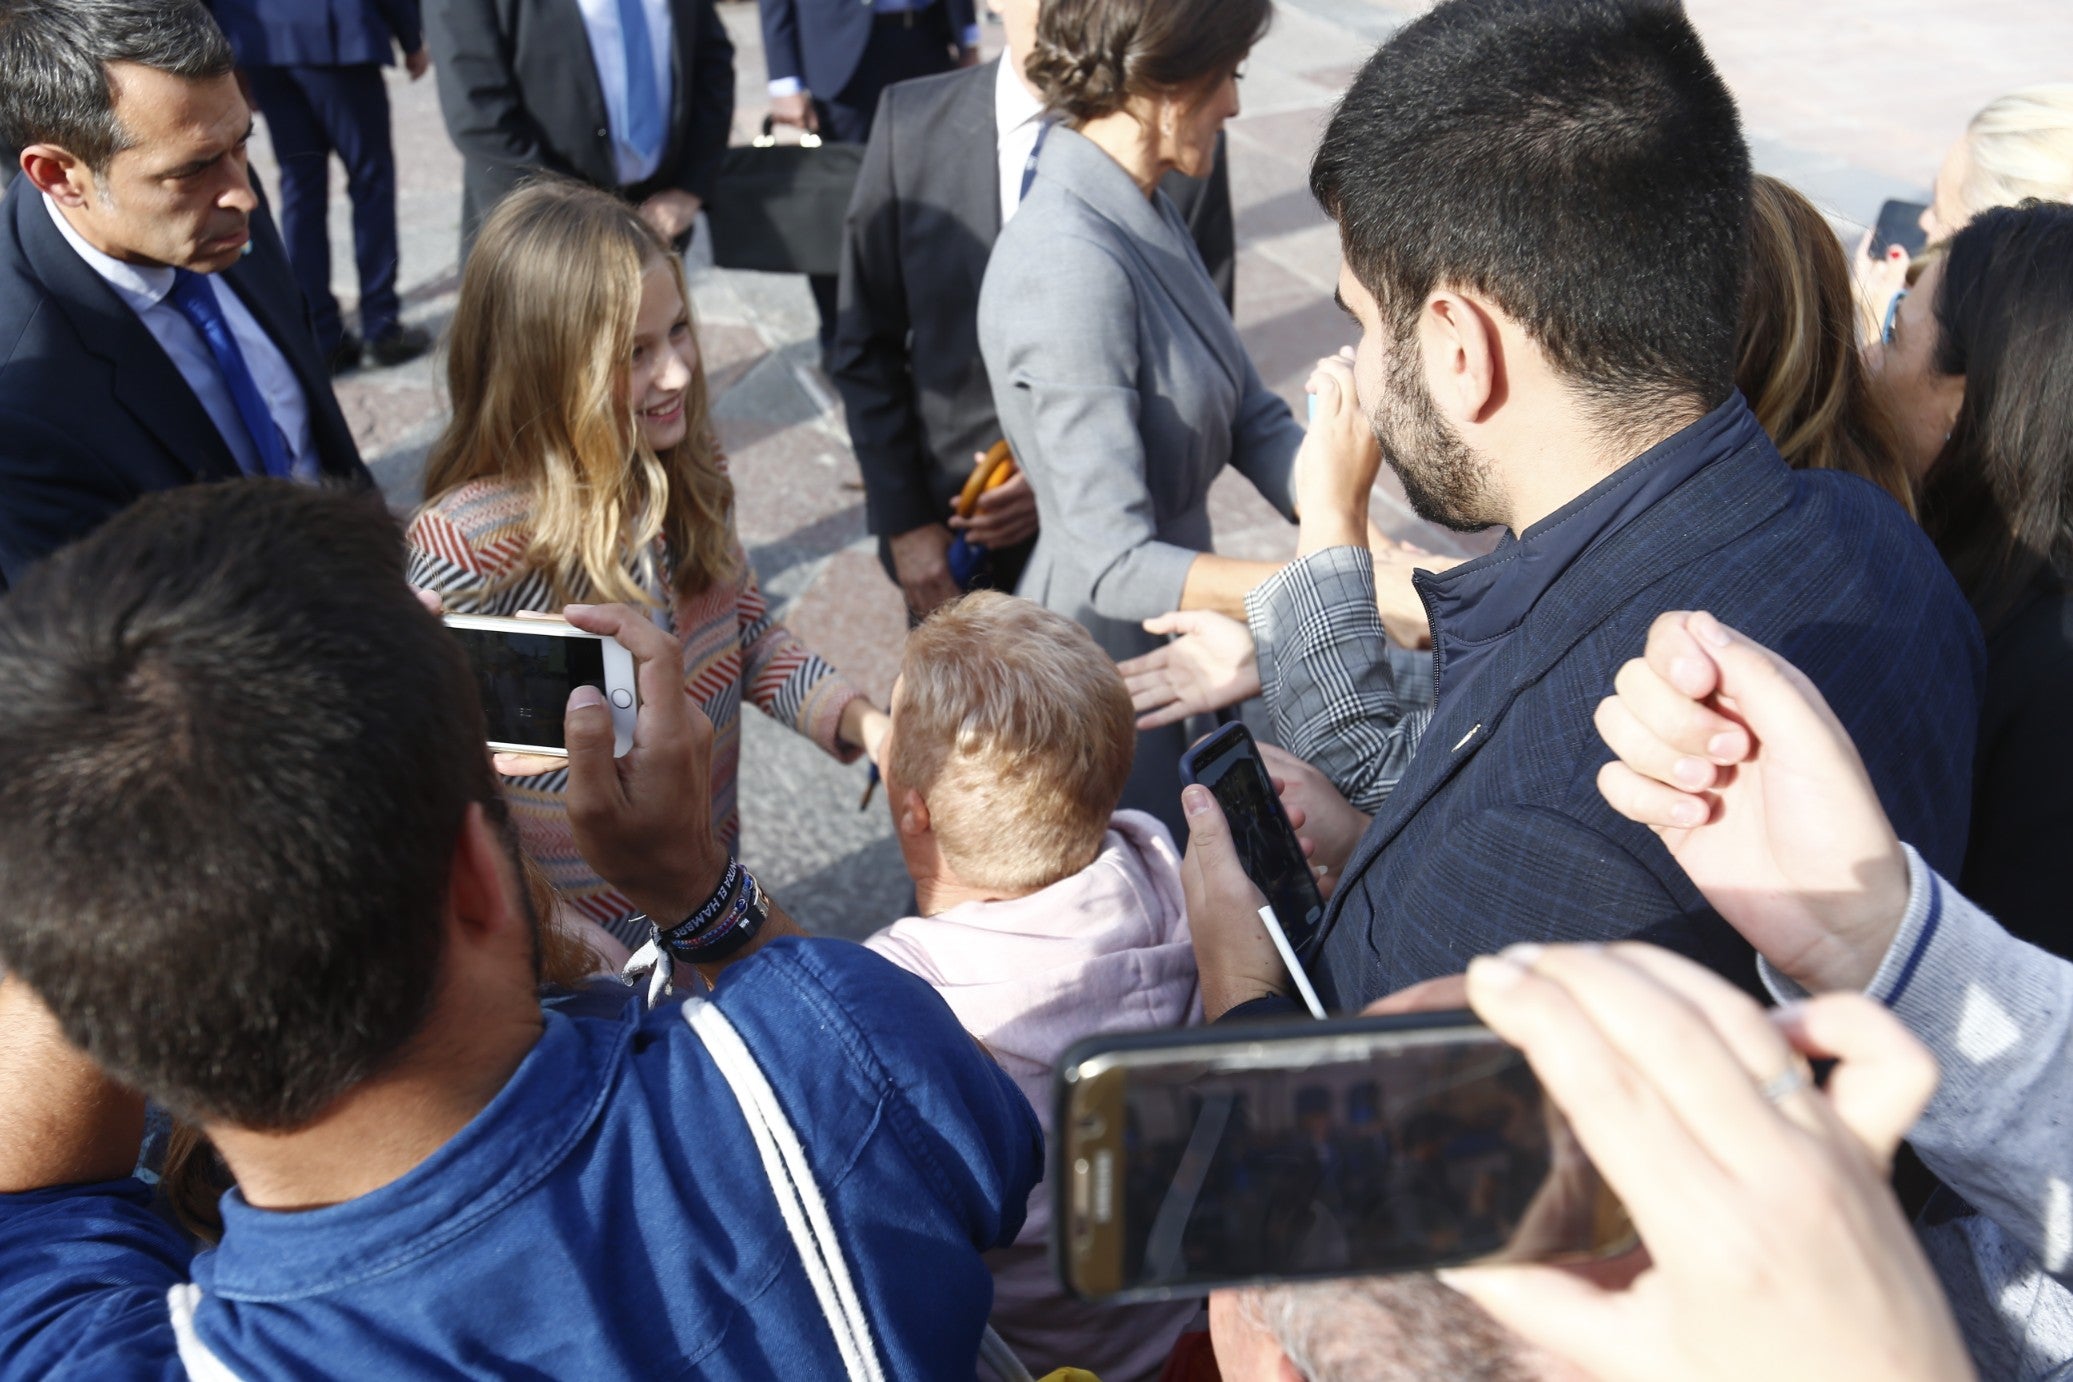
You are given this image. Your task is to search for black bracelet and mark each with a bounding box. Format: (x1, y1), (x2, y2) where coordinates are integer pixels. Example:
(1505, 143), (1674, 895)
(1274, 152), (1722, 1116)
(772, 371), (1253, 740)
(669, 858), (742, 937)
(668, 866), (769, 964)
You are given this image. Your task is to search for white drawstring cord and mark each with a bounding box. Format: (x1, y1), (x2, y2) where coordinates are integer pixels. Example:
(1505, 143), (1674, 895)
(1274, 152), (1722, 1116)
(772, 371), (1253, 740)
(683, 998), (886, 1382)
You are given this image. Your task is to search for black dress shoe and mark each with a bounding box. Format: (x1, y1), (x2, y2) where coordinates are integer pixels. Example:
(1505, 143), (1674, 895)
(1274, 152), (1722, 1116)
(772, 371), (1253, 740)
(325, 331), (363, 376)
(367, 323), (432, 368)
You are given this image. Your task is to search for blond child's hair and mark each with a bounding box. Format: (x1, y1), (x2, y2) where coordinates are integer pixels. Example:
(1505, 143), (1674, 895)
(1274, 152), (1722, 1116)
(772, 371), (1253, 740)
(890, 592), (1137, 893)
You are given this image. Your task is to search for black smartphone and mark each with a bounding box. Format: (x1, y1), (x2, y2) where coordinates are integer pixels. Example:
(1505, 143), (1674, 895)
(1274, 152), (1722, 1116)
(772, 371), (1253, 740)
(1053, 1013), (1634, 1302)
(1179, 722), (1325, 960)
(1871, 198), (1930, 259)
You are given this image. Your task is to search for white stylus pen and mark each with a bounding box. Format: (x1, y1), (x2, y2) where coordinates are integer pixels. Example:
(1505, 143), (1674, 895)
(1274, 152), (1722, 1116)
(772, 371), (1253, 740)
(1259, 905), (1327, 1020)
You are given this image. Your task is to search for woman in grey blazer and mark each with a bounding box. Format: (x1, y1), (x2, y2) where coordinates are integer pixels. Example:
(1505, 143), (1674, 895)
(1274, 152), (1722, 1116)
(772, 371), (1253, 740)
(977, 0), (1324, 833)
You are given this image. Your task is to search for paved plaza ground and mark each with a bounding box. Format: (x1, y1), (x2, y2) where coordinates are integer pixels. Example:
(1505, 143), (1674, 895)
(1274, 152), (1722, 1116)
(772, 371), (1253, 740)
(261, 0), (2073, 937)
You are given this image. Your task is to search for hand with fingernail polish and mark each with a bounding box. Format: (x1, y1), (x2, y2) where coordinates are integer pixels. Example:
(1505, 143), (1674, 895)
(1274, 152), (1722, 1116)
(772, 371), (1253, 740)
(1591, 610), (1911, 993)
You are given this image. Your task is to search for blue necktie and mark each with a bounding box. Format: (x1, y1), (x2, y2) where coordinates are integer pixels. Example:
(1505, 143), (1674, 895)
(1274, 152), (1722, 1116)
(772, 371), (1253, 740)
(616, 0), (664, 166)
(165, 270), (294, 479)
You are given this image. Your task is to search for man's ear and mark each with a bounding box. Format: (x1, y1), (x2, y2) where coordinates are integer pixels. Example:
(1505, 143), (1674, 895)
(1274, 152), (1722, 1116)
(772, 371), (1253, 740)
(894, 786), (933, 842)
(1422, 290), (1505, 426)
(447, 802), (525, 944)
(1277, 1357), (1306, 1382)
(19, 146), (89, 204)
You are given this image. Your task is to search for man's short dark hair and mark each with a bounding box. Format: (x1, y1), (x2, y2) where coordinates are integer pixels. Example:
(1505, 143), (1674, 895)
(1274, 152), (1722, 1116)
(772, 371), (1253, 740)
(1311, 0), (1751, 416)
(0, 0), (233, 171)
(0, 482), (499, 1129)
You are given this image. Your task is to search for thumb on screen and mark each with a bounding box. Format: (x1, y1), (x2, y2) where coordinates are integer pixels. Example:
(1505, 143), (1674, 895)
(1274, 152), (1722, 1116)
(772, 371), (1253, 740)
(563, 685), (620, 810)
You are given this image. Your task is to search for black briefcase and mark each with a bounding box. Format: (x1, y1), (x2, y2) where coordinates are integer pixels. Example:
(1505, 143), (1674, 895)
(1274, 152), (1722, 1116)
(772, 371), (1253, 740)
(706, 119), (865, 278)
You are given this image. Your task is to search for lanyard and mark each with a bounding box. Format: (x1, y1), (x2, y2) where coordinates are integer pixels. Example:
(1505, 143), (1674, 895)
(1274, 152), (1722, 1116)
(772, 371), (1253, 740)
(1018, 120), (1053, 205)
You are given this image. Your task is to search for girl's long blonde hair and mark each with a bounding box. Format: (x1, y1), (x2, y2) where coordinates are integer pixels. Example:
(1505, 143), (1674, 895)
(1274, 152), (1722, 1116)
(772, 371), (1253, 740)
(422, 178), (733, 605)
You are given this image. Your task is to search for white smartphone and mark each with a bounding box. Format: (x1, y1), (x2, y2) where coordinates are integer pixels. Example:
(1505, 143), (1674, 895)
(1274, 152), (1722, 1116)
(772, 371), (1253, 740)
(442, 614), (638, 758)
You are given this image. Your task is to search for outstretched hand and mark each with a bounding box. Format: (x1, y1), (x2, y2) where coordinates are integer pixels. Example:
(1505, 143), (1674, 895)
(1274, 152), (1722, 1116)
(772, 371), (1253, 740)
(1592, 611), (1910, 994)
(1119, 610), (1261, 729)
(1443, 942), (1968, 1382)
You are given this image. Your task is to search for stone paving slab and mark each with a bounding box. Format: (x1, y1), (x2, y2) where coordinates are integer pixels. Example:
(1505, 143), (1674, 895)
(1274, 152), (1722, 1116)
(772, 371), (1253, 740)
(246, 0), (2062, 936)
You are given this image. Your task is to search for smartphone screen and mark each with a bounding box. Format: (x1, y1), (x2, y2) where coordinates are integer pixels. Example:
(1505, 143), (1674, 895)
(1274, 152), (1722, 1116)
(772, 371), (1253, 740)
(1872, 198), (1930, 259)
(1185, 727), (1325, 957)
(1057, 1018), (1630, 1301)
(446, 624), (608, 752)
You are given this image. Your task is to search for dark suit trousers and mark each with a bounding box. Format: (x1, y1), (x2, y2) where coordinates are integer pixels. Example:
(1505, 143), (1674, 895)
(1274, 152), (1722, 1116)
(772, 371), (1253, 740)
(808, 6), (957, 354)
(246, 64), (402, 349)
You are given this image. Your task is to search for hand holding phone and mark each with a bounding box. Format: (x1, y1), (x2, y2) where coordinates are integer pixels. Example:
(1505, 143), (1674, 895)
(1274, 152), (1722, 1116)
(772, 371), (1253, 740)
(1054, 1011), (1633, 1301)
(443, 614), (638, 758)
(1870, 198), (1930, 260)
(1180, 725), (1327, 1015)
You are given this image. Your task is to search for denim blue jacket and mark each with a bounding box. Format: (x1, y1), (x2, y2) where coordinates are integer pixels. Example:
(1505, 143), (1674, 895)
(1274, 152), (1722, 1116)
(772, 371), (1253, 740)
(0, 938), (1043, 1379)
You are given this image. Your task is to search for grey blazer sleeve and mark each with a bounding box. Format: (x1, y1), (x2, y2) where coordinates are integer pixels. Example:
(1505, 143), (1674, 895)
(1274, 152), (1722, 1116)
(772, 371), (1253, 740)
(1246, 546), (1431, 812)
(1228, 351), (1303, 522)
(1768, 850), (2073, 1291)
(989, 239), (1199, 624)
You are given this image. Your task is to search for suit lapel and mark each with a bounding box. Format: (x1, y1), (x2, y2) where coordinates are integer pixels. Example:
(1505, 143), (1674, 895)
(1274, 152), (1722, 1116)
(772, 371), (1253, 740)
(1322, 437), (1798, 914)
(664, 0), (699, 165)
(549, 0), (611, 174)
(13, 188), (241, 482)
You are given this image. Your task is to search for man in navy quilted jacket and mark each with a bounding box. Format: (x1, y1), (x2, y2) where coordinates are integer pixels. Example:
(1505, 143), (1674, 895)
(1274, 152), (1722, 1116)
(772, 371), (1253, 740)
(1182, 0), (1983, 1021)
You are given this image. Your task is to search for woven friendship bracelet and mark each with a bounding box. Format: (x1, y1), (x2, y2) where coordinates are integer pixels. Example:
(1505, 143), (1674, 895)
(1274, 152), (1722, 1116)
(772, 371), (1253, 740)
(668, 858), (742, 937)
(667, 866), (767, 965)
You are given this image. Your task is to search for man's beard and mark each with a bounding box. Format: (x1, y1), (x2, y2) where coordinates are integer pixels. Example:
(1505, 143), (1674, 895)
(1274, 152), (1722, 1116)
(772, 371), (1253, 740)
(1372, 330), (1498, 534)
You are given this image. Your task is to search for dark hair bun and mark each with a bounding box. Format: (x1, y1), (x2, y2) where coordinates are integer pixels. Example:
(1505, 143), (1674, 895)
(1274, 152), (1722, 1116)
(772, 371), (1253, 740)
(1025, 0), (1271, 127)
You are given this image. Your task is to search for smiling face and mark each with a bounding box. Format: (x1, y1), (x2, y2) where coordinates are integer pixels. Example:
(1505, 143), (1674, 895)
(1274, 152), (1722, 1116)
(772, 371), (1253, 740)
(46, 64), (258, 272)
(629, 260), (698, 453)
(1866, 256), (1967, 483)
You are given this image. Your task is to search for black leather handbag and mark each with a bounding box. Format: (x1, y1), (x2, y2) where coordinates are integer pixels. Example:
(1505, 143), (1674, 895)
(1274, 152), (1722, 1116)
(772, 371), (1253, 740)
(706, 119), (865, 278)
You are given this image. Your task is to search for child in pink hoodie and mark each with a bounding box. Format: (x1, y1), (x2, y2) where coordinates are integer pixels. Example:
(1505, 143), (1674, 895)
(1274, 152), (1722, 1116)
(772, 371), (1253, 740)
(863, 592), (1202, 1382)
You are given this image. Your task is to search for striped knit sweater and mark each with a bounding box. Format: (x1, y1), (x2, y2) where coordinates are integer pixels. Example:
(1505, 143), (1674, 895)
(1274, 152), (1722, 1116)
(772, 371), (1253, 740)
(406, 477), (865, 944)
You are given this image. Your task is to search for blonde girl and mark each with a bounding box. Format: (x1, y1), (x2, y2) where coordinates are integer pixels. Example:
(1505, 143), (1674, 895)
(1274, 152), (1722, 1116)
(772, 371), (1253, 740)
(407, 179), (886, 945)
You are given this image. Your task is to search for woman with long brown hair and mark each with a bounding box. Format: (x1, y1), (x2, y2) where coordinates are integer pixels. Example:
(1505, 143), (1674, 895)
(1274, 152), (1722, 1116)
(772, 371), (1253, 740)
(1740, 175), (1916, 513)
(407, 179), (887, 946)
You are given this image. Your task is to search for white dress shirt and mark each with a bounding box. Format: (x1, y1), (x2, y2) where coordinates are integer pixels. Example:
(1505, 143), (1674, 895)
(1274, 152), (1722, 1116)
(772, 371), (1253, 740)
(45, 195), (315, 479)
(995, 54), (1048, 227)
(576, 0), (675, 187)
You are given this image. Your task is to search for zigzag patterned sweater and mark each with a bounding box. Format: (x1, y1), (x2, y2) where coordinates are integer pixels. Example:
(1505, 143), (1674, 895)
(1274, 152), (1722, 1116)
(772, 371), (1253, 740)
(407, 476), (864, 944)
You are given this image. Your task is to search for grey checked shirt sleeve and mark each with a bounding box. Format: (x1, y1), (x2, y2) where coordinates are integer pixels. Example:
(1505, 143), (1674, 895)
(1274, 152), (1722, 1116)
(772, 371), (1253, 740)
(1245, 546), (1433, 813)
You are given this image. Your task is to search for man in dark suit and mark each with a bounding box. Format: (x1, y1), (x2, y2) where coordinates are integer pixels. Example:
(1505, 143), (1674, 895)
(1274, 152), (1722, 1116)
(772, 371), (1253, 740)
(1181, 0), (1985, 1020)
(757, 0), (977, 359)
(207, 0), (433, 373)
(425, 0), (735, 255)
(834, 0), (1233, 618)
(0, 0), (369, 590)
